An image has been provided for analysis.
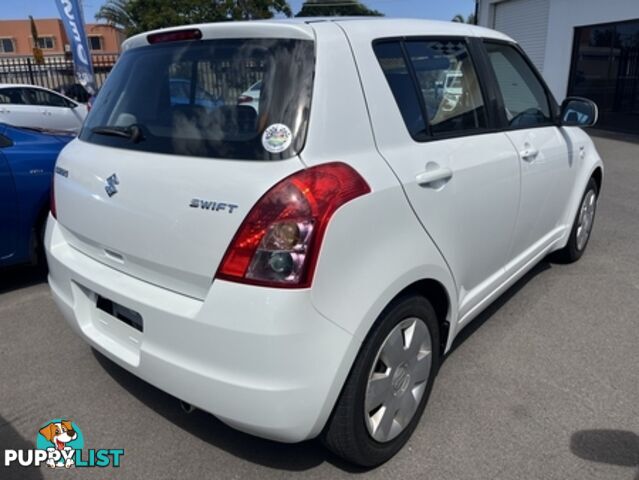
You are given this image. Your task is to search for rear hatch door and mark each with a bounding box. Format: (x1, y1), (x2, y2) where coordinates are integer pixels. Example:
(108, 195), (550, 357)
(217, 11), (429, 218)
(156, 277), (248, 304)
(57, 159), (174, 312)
(54, 28), (315, 299)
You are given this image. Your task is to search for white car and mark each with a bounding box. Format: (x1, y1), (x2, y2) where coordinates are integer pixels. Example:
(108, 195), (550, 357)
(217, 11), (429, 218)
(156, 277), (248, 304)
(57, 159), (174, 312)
(0, 84), (88, 134)
(442, 70), (463, 111)
(237, 80), (262, 112)
(46, 19), (603, 466)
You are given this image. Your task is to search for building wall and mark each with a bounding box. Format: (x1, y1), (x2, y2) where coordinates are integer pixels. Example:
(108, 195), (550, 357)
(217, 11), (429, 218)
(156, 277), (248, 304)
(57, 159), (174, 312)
(477, 0), (639, 101)
(0, 19), (66, 56)
(0, 18), (123, 57)
(86, 23), (126, 53)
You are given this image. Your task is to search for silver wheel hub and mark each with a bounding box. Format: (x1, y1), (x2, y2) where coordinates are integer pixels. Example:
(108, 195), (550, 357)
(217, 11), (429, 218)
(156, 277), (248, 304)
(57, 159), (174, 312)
(576, 189), (597, 251)
(364, 318), (432, 443)
(392, 363), (411, 396)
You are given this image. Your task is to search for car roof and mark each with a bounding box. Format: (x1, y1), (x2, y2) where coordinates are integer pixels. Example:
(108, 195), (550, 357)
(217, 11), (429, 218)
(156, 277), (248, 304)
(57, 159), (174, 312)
(0, 83), (79, 103)
(328, 17), (513, 42)
(123, 17), (514, 50)
(0, 83), (55, 90)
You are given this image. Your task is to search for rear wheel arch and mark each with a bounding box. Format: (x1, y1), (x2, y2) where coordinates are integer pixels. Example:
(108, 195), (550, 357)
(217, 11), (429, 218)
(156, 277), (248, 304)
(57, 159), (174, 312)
(383, 279), (451, 356)
(322, 282), (449, 465)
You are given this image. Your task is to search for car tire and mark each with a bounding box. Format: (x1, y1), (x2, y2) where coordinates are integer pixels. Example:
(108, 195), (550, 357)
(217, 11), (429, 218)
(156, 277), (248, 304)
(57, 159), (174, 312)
(553, 178), (599, 264)
(322, 295), (440, 467)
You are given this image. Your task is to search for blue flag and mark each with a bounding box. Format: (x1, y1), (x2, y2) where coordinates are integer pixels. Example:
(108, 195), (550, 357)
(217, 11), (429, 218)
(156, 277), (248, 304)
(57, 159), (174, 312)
(55, 0), (96, 94)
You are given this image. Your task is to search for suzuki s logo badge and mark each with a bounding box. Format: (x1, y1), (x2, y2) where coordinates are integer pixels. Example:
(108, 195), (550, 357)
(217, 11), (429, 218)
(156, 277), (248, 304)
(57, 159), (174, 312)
(105, 174), (119, 197)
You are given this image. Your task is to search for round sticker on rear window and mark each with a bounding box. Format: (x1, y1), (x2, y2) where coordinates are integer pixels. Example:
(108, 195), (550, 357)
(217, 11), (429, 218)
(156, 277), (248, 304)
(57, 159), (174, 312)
(262, 124), (292, 154)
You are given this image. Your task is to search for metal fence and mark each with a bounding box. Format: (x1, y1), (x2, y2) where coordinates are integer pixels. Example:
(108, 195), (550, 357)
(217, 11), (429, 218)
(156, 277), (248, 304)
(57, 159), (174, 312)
(0, 54), (118, 91)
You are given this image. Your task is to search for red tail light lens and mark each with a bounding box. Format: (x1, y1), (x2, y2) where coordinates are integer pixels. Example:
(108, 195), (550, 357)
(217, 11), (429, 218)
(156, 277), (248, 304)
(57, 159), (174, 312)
(147, 28), (202, 45)
(237, 95), (254, 104)
(216, 162), (370, 288)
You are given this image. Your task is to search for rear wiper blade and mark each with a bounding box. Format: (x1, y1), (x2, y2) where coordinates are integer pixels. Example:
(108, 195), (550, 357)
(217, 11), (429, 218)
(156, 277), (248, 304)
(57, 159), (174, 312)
(91, 125), (144, 143)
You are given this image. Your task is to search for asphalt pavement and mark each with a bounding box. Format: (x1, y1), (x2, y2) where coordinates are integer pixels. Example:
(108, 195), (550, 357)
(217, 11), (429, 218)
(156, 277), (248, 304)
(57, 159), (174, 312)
(1, 132), (638, 479)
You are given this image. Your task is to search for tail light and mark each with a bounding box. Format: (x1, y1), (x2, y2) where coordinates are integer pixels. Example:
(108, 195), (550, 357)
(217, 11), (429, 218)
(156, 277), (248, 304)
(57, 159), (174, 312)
(237, 95), (253, 104)
(50, 176), (57, 219)
(216, 162), (370, 288)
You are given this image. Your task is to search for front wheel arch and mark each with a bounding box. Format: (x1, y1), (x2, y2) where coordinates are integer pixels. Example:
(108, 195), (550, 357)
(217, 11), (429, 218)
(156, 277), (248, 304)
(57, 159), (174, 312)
(591, 167), (603, 196)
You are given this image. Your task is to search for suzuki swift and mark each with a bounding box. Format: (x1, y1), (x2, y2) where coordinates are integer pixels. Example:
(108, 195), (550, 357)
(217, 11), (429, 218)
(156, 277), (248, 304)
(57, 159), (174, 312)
(46, 18), (603, 466)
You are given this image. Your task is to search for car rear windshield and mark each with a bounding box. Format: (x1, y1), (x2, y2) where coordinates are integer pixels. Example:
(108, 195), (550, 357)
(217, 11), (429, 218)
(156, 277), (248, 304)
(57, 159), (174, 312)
(80, 37), (315, 160)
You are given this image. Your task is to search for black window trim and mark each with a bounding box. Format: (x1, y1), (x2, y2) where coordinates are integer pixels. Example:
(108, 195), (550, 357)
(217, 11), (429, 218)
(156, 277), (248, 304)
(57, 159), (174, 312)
(399, 40), (431, 140)
(23, 87), (75, 109)
(372, 35), (502, 144)
(480, 38), (560, 131)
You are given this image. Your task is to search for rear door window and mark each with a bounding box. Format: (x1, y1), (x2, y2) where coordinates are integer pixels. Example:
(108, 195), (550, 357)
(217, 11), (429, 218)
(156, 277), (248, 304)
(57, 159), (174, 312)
(373, 42), (428, 140)
(404, 40), (487, 136)
(24, 88), (74, 108)
(0, 88), (27, 105)
(374, 38), (488, 140)
(81, 38), (315, 160)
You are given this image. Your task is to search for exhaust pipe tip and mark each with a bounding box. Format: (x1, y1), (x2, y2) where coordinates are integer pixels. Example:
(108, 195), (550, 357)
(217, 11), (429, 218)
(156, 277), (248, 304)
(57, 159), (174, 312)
(180, 400), (196, 414)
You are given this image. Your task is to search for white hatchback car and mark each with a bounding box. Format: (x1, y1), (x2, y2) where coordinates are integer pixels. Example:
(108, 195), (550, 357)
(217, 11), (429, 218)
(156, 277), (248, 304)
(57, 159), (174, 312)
(0, 84), (88, 133)
(46, 18), (603, 466)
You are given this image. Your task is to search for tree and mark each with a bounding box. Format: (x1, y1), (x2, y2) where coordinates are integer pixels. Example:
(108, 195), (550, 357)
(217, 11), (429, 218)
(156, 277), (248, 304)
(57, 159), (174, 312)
(451, 12), (476, 24)
(96, 0), (293, 37)
(95, 0), (138, 36)
(296, 0), (383, 17)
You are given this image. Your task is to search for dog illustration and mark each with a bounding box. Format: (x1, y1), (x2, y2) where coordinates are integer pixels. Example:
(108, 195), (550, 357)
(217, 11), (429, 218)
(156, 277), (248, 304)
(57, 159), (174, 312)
(39, 420), (77, 468)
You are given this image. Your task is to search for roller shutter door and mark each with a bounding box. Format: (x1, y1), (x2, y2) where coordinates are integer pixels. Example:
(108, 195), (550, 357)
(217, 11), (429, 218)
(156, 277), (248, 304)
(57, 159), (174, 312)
(493, 0), (550, 71)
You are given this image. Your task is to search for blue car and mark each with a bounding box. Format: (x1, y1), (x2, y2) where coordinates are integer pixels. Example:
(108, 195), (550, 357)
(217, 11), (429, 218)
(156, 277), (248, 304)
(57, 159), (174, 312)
(169, 78), (224, 109)
(0, 123), (73, 267)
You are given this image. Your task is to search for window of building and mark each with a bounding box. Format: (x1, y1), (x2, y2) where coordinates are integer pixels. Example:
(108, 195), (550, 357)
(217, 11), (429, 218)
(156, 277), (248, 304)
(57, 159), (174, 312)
(0, 38), (15, 53)
(89, 36), (103, 51)
(569, 19), (639, 133)
(36, 37), (55, 50)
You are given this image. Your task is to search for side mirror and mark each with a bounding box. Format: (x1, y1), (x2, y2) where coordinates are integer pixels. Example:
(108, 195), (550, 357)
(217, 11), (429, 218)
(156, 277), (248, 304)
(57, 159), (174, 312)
(560, 97), (598, 127)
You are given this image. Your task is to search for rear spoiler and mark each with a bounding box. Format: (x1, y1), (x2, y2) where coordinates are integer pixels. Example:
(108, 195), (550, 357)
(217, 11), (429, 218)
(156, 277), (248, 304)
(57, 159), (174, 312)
(123, 21), (315, 51)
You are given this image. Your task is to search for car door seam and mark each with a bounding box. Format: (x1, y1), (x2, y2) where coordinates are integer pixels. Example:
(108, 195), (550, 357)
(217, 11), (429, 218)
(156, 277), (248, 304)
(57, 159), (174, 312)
(502, 131), (524, 264)
(333, 21), (459, 290)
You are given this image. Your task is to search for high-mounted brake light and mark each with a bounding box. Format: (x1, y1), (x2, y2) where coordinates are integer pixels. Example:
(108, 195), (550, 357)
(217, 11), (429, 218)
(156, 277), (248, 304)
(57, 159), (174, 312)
(237, 95), (253, 104)
(216, 162), (371, 288)
(147, 29), (202, 45)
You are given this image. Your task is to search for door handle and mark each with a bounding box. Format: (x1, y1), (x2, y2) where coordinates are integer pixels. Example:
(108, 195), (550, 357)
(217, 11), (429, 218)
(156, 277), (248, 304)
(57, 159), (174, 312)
(520, 145), (539, 161)
(416, 165), (453, 188)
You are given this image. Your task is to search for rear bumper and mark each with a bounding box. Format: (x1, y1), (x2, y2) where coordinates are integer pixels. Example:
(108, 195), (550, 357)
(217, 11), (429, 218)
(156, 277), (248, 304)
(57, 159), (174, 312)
(45, 215), (358, 442)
